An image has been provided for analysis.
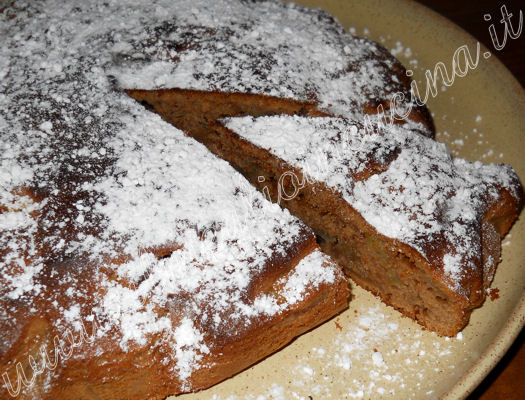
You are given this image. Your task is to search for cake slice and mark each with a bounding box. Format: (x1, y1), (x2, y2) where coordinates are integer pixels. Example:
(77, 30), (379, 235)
(218, 114), (523, 336)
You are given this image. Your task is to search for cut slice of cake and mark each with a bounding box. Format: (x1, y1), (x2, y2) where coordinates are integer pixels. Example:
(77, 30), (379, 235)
(218, 114), (523, 336)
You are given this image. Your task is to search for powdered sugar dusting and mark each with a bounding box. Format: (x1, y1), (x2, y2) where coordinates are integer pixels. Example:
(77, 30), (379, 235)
(112, 0), (411, 120)
(194, 292), (471, 400)
(0, 193), (45, 301)
(224, 115), (520, 295)
(291, 302), (468, 399)
(173, 318), (210, 383)
(1, 0), (348, 393)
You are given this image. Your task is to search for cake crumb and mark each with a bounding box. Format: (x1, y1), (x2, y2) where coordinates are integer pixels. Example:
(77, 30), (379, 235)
(487, 288), (500, 301)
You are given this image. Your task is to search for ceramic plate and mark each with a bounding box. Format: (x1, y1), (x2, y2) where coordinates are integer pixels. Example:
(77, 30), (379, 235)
(172, 1), (525, 398)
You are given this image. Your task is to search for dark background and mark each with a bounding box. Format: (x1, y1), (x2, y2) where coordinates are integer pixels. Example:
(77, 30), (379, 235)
(414, 1), (524, 398)
(417, 0), (524, 88)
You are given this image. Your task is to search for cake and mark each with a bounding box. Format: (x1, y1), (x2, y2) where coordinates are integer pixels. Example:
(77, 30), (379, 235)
(127, 84), (522, 336)
(0, 0), (522, 399)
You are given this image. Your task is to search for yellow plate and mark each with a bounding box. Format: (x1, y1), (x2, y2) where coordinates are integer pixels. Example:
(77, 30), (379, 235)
(174, 1), (525, 398)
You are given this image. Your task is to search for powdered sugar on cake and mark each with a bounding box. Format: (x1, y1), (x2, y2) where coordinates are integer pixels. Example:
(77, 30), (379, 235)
(110, 0), (414, 120)
(0, 0), (520, 396)
(223, 115), (520, 295)
(0, 0), (346, 391)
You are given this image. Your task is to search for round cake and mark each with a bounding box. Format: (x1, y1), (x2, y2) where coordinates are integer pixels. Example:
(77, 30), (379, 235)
(0, 1), (522, 399)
